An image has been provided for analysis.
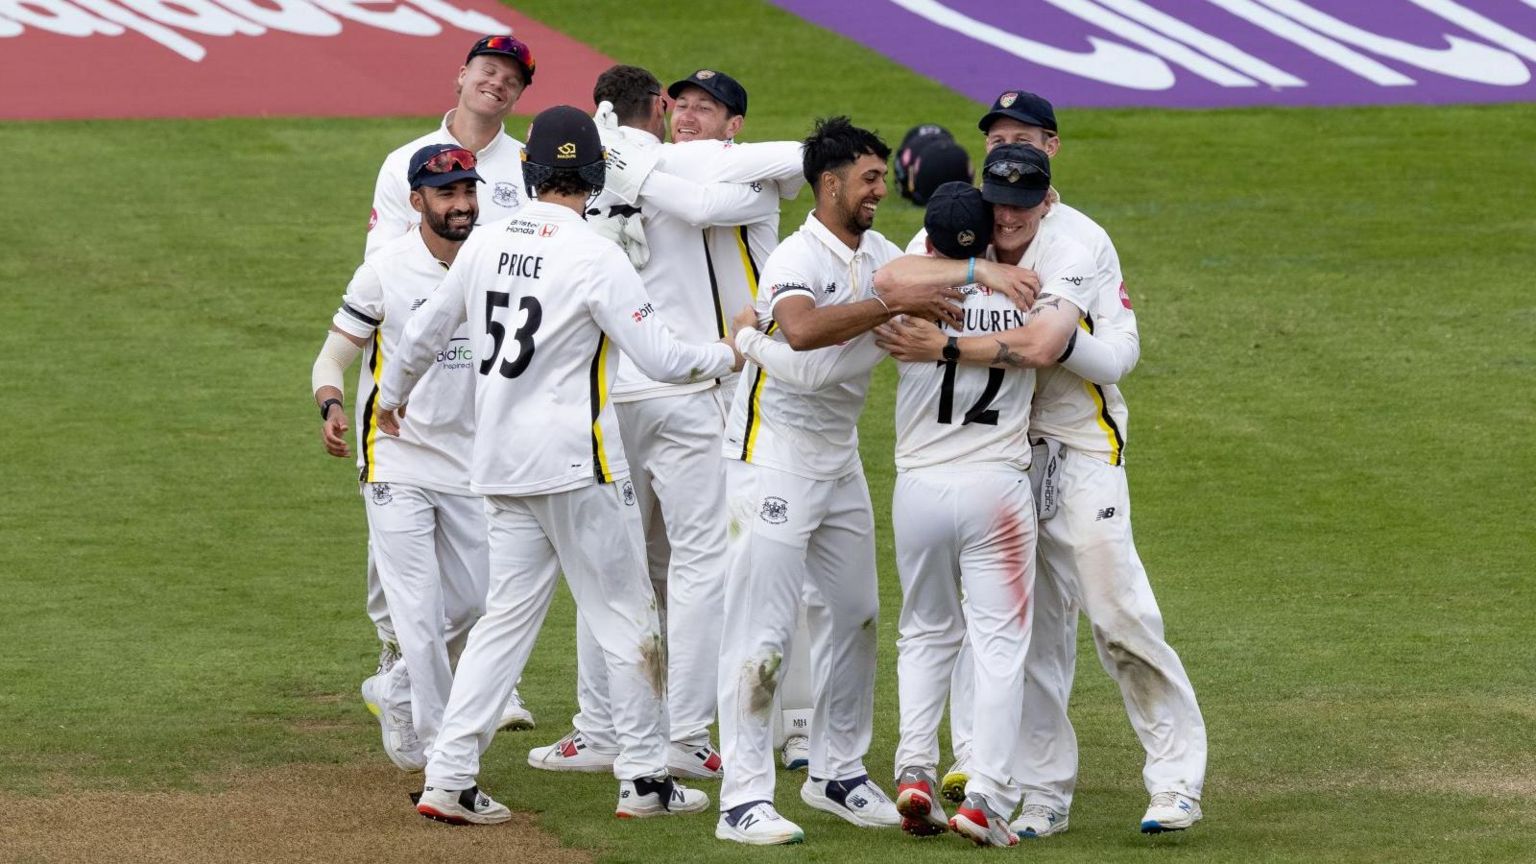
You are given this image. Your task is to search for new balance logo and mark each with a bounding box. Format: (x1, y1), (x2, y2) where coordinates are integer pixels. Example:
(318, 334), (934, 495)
(848, 794), (868, 808)
(739, 813), (758, 830)
(411, 298), (427, 310)
(1096, 507), (1117, 520)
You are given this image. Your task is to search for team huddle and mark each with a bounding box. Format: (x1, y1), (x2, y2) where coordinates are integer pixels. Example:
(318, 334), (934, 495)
(309, 33), (1207, 848)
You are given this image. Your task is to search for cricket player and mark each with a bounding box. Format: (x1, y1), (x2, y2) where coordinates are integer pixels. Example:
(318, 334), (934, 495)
(376, 105), (739, 825)
(888, 89), (1208, 836)
(360, 33), (537, 732)
(712, 117), (1039, 846)
(880, 163), (1097, 847)
(312, 144), (490, 771)
(526, 66), (802, 780)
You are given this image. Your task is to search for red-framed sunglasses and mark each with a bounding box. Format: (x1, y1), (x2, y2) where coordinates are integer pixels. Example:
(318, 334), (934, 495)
(410, 148), (477, 186)
(472, 35), (537, 81)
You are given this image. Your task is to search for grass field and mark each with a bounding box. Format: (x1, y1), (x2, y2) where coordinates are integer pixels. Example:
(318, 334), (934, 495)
(3, 1), (1535, 862)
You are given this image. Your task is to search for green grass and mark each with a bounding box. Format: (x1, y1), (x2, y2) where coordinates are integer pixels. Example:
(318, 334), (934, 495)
(2, 1), (1534, 862)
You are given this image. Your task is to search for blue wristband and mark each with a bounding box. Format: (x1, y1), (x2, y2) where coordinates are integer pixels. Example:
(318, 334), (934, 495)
(966, 257), (976, 284)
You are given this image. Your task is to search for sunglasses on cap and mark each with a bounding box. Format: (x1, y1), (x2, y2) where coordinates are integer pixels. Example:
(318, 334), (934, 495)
(474, 35), (536, 77)
(985, 159), (1046, 181)
(410, 148), (476, 183)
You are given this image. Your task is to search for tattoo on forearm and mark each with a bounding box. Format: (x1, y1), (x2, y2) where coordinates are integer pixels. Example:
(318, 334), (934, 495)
(992, 340), (1028, 368)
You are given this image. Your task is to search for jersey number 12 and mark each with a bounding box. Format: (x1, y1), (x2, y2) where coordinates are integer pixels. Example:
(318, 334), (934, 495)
(936, 360), (1003, 426)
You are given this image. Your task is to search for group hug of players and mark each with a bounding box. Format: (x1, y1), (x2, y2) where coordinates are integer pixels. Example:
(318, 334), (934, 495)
(309, 33), (1207, 848)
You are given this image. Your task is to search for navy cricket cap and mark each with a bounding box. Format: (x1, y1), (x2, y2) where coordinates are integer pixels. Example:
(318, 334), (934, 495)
(524, 105), (604, 168)
(467, 34), (536, 85)
(407, 143), (483, 190)
(980, 143), (1051, 208)
(924, 181), (992, 260)
(978, 89), (1057, 134)
(895, 125), (974, 206)
(667, 69), (748, 117)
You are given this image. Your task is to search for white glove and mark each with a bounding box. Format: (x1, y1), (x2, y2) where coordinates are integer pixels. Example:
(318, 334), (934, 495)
(586, 203), (650, 270)
(602, 137), (660, 207)
(593, 100), (621, 133)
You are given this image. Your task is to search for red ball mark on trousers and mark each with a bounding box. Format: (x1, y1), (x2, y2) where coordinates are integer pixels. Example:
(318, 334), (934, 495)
(997, 506), (1032, 625)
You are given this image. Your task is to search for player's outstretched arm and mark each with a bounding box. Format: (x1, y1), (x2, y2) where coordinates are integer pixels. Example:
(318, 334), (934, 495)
(592, 257), (737, 383)
(639, 171), (779, 228)
(736, 323), (885, 391)
(1058, 325), (1137, 385)
(874, 256), (1039, 311)
(875, 296), (1079, 369)
(311, 326), (367, 457)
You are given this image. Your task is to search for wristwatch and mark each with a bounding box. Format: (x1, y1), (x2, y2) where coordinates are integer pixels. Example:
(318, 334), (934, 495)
(942, 336), (960, 362)
(319, 398), (343, 420)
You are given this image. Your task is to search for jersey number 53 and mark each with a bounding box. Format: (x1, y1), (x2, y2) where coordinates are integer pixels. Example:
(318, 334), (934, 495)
(481, 291), (543, 379)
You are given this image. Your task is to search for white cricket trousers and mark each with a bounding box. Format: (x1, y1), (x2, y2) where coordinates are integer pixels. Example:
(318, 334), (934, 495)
(425, 481), (668, 789)
(571, 389), (729, 747)
(363, 483), (487, 750)
(952, 447), (1208, 806)
(717, 460), (879, 811)
(892, 467), (1036, 813)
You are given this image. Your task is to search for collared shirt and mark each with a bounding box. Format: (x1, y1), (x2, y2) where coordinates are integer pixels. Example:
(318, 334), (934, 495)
(723, 212), (903, 480)
(907, 198), (1134, 464)
(600, 130), (800, 402)
(893, 219), (1094, 471)
(378, 202), (735, 497)
(365, 110), (526, 259)
(332, 229), (474, 493)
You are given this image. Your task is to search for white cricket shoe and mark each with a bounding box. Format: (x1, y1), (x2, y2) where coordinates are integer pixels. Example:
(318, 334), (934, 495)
(615, 775), (711, 818)
(497, 688), (535, 731)
(526, 729), (618, 773)
(715, 801), (805, 845)
(895, 766), (947, 837)
(360, 673), (383, 718)
(780, 734), (809, 771)
(1141, 791), (1202, 833)
(416, 785), (511, 825)
(361, 674), (424, 771)
(800, 775), (900, 828)
(949, 793), (1018, 848)
(940, 755), (970, 804)
(667, 741), (724, 779)
(1011, 802), (1069, 838)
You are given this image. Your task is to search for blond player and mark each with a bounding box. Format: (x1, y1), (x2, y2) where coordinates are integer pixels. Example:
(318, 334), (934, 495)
(891, 89), (1207, 837)
(376, 106), (740, 825)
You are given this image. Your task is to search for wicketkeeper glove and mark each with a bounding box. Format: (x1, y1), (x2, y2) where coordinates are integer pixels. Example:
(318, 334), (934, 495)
(586, 202), (651, 270)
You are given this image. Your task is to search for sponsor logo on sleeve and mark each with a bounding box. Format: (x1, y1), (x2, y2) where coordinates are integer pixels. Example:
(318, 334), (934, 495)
(1119, 281), (1133, 309)
(632, 302), (656, 323)
(1060, 275), (1085, 286)
(368, 208), (378, 231)
(770, 282), (809, 298)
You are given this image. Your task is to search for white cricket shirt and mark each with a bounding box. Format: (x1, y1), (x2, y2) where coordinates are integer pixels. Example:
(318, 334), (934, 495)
(365, 110), (526, 259)
(603, 133), (801, 402)
(331, 229), (474, 493)
(907, 199), (1135, 465)
(894, 220), (1095, 471)
(723, 212), (902, 481)
(378, 202), (736, 496)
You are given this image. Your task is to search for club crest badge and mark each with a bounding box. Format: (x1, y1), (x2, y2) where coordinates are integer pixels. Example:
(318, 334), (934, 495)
(621, 479), (636, 506)
(696, 69), (716, 79)
(493, 181), (519, 207)
(957, 229), (975, 247)
(760, 496), (789, 525)
(999, 91), (1019, 108)
(371, 483), (393, 505)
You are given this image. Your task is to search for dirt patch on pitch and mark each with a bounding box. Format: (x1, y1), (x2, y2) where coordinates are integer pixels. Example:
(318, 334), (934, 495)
(0, 764), (590, 864)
